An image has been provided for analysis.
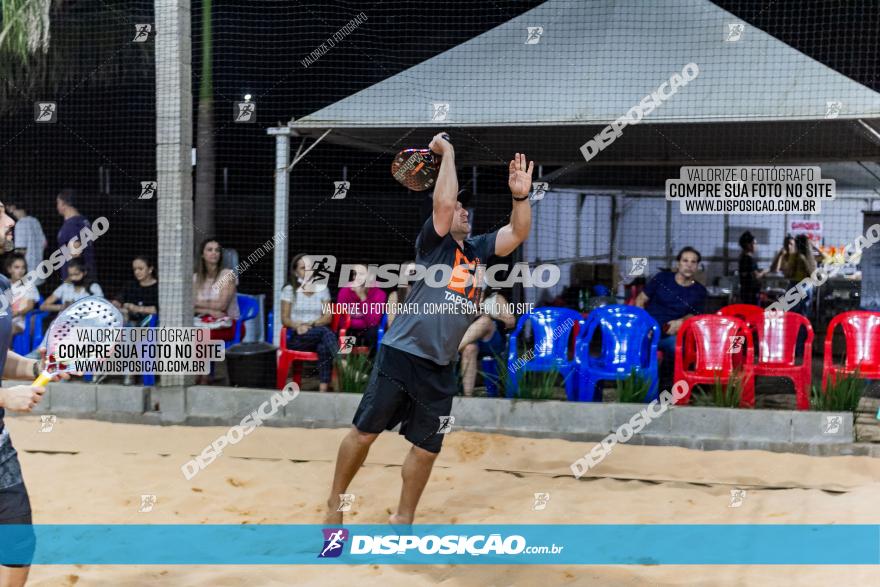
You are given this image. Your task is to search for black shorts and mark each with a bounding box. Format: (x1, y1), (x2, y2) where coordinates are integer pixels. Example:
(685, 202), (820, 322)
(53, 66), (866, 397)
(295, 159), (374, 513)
(352, 345), (456, 453)
(0, 434), (35, 567)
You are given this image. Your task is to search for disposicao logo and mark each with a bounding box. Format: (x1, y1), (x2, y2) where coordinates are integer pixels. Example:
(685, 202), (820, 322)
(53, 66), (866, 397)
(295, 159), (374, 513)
(319, 528), (349, 558)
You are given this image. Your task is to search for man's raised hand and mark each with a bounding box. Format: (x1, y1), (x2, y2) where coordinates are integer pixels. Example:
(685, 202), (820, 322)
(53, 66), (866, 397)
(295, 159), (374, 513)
(508, 153), (534, 198)
(429, 132), (453, 156)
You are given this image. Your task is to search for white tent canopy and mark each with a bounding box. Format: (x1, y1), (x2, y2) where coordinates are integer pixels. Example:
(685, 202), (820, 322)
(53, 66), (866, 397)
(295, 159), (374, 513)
(291, 0), (880, 164)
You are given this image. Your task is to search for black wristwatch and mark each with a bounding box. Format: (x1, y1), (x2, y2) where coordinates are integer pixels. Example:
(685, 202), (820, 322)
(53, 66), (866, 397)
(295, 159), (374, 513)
(32, 361), (40, 378)
(512, 194), (529, 201)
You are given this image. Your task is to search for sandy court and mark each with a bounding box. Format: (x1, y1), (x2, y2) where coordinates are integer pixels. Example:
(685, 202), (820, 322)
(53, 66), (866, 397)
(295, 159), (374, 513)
(4, 415), (879, 586)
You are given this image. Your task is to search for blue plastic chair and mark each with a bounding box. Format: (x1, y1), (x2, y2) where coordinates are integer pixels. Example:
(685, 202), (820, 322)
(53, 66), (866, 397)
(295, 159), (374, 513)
(31, 307), (49, 351)
(575, 304), (660, 402)
(231, 294), (259, 347)
(376, 313), (388, 346)
(506, 307), (584, 400)
(140, 314), (158, 386)
(13, 296), (45, 355)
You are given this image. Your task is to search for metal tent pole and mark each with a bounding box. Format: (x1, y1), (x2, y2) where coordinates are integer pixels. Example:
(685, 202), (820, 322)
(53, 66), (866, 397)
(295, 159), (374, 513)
(267, 122), (294, 347)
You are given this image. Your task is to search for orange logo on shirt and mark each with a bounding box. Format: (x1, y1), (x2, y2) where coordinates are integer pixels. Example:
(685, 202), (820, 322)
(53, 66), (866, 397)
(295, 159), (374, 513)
(447, 249), (482, 300)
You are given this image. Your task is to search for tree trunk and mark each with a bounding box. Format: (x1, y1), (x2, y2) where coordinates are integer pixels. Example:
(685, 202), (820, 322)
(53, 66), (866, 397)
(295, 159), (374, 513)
(193, 0), (214, 252)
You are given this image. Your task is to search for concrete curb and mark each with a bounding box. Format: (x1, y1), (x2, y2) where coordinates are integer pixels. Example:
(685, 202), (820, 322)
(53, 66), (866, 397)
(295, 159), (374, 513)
(1, 381), (866, 457)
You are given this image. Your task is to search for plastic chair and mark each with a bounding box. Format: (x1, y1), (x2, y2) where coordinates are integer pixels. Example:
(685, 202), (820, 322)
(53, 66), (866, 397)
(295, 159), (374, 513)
(231, 294), (259, 346)
(748, 311), (813, 410)
(13, 296), (45, 355)
(717, 304), (765, 332)
(624, 283), (644, 306)
(481, 356), (500, 397)
(823, 311), (880, 389)
(31, 308), (49, 350)
(276, 313), (346, 389)
(506, 307), (584, 400)
(338, 312), (372, 356)
(141, 314), (158, 386)
(674, 315), (756, 407)
(716, 303), (766, 365)
(583, 296), (616, 313)
(575, 304), (660, 402)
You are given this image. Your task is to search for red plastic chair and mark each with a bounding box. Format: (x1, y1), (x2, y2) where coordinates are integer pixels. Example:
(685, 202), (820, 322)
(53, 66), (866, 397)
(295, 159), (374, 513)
(333, 312), (376, 357)
(717, 304), (765, 332)
(276, 313), (346, 389)
(752, 311), (814, 410)
(716, 303), (767, 368)
(823, 311), (880, 389)
(674, 315), (756, 407)
(624, 283), (644, 306)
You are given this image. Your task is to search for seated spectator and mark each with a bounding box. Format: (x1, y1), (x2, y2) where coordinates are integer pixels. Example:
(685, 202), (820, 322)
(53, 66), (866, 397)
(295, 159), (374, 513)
(738, 231), (767, 305)
(770, 235), (795, 275)
(458, 290), (516, 396)
(40, 257), (103, 313)
(385, 260), (416, 329)
(635, 247), (707, 389)
(4, 253), (39, 336)
(280, 253), (337, 392)
(193, 238), (240, 342)
(112, 255), (158, 326)
(337, 263), (386, 352)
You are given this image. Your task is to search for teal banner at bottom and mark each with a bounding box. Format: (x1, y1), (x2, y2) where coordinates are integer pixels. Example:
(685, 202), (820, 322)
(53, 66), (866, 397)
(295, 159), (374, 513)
(0, 525), (877, 565)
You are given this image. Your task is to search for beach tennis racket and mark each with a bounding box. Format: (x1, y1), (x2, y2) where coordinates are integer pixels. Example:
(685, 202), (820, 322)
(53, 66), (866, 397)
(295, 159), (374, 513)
(390, 134), (451, 191)
(32, 296), (124, 387)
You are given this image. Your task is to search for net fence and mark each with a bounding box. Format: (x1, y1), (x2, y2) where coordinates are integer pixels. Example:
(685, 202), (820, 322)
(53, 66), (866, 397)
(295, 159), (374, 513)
(0, 0), (878, 392)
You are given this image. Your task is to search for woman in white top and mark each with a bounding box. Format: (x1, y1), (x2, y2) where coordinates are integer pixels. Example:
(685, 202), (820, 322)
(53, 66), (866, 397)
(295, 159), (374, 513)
(280, 253), (337, 392)
(193, 238), (240, 343)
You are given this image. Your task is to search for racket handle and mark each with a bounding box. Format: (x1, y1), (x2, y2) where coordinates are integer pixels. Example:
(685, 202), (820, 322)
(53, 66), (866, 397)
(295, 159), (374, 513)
(33, 371), (53, 388)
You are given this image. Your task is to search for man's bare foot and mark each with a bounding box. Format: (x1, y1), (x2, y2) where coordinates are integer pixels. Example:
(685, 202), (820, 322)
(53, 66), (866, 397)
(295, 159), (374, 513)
(324, 510), (343, 525)
(388, 512), (413, 532)
(324, 499), (343, 525)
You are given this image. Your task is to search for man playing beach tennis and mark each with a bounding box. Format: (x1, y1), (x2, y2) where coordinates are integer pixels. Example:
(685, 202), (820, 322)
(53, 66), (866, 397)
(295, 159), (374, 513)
(324, 132), (533, 525)
(0, 200), (70, 586)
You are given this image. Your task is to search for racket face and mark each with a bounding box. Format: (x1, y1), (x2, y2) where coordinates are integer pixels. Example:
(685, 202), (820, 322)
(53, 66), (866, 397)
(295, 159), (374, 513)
(391, 148), (441, 191)
(44, 296), (124, 360)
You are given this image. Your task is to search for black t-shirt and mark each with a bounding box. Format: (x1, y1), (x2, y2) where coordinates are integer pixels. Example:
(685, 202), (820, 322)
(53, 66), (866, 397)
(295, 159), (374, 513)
(0, 275), (16, 434)
(119, 282), (159, 323)
(738, 254), (760, 304)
